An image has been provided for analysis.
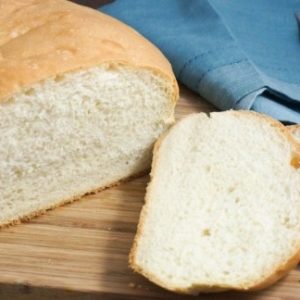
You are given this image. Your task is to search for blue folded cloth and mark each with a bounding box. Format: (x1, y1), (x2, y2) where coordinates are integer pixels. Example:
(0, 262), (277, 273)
(101, 0), (300, 124)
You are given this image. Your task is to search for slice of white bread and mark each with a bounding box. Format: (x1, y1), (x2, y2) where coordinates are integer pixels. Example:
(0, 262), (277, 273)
(0, 0), (178, 226)
(289, 125), (300, 142)
(130, 111), (300, 294)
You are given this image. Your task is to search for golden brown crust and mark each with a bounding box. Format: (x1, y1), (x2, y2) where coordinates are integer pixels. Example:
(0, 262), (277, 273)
(0, 0), (178, 101)
(249, 249), (300, 291)
(129, 111), (300, 294)
(288, 124), (300, 137)
(287, 124), (300, 131)
(0, 169), (149, 228)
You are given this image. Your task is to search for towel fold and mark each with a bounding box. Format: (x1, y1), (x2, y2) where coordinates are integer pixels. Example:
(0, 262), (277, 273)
(101, 0), (300, 123)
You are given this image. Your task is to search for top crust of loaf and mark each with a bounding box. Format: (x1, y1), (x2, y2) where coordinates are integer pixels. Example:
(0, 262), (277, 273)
(130, 111), (300, 294)
(0, 0), (178, 101)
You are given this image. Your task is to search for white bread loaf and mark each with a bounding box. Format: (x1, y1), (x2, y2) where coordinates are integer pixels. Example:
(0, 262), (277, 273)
(0, 0), (178, 226)
(130, 111), (300, 294)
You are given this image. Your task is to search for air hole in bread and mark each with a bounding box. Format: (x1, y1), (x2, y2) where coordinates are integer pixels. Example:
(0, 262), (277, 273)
(290, 154), (300, 169)
(228, 186), (236, 193)
(235, 197), (240, 203)
(2, 97), (15, 105)
(205, 165), (211, 173)
(24, 88), (35, 96)
(54, 74), (65, 82)
(202, 229), (211, 236)
(107, 63), (119, 71)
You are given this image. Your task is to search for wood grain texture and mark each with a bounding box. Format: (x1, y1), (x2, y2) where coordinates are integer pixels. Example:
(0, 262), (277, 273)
(0, 86), (299, 300)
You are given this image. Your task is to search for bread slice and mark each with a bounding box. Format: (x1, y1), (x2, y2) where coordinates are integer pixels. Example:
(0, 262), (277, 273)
(130, 111), (300, 294)
(289, 125), (300, 142)
(0, 0), (178, 226)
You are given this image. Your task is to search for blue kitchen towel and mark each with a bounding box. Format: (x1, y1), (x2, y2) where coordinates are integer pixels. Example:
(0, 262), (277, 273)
(101, 0), (300, 124)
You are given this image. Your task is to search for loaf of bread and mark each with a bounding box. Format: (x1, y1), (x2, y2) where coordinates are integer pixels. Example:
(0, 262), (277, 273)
(130, 111), (300, 294)
(0, 0), (178, 226)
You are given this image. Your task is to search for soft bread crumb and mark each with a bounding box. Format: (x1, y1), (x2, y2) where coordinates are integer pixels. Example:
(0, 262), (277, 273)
(0, 64), (175, 226)
(131, 111), (300, 294)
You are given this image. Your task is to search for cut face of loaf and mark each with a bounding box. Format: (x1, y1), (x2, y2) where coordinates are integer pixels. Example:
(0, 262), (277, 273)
(0, 65), (175, 225)
(131, 111), (300, 294)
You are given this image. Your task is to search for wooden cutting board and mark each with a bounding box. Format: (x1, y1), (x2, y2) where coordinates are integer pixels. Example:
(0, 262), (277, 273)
(0, 86), (299, 300)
